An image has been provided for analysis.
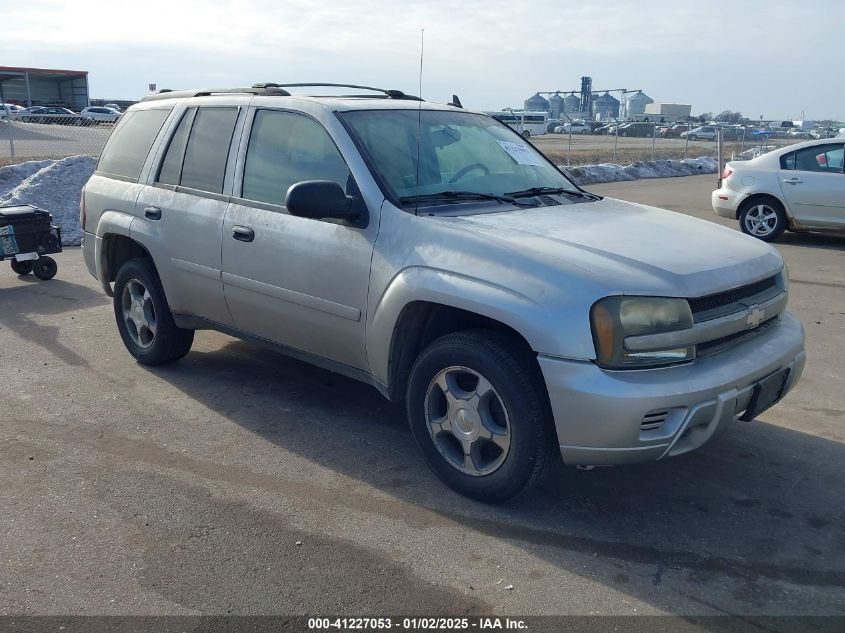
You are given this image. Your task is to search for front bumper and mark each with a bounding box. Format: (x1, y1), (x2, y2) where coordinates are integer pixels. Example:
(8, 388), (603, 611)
(538, 311), (805, 466)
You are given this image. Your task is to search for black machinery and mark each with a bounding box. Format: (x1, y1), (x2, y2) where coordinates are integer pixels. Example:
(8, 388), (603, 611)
(0, 205), (62, 280)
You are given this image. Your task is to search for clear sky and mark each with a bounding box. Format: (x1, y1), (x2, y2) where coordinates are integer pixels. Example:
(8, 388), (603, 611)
(2, 0), (843, 120)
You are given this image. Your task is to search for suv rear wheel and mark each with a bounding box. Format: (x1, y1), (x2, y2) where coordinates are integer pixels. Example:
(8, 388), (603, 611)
(406, 330), (556, 502)
(113, 258), (194, 365)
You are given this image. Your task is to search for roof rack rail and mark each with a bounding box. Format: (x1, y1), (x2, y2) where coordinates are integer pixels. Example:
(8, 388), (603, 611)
(140, 83), (422, 103)
(252, 83), (422, 101)
(140, 86), (292, 102)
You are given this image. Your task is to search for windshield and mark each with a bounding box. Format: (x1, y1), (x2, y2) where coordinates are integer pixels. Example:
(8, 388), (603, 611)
(338, 109), (579, 204)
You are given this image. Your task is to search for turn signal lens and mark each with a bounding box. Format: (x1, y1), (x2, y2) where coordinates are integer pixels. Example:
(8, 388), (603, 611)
(592, 303), (616, 362)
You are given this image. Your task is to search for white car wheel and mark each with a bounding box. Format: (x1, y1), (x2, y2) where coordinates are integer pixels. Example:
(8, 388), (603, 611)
(739, 201), (787, 242)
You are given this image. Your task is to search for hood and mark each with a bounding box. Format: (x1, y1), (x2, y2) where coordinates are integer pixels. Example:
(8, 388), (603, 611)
(432, 197), (783, 298)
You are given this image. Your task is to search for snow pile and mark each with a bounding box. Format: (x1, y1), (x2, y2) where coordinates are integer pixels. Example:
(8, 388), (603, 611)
(561, 156), (718, 185)
(0, 159), (55, 198)
(0, 156), (96, 246)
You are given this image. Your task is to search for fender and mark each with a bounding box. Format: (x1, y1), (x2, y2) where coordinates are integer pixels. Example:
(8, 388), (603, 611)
(94, 210), (134, 296)
(95, 212), (177, 301)
(366, 266), (558, 386)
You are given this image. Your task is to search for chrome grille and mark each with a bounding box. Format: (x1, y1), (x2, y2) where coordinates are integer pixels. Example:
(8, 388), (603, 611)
(689, 276), (780, 323)
(696, 318), (778, 358)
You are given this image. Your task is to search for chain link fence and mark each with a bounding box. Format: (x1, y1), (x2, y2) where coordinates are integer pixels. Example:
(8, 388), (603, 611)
(531, 120), (807, 169)
(1, 110), (111, 168)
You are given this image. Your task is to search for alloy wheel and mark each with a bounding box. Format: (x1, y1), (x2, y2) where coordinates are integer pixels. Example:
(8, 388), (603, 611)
(743, 204), (779, 237)
(424, 366), (511, 476)
(121, 278), (157, 348)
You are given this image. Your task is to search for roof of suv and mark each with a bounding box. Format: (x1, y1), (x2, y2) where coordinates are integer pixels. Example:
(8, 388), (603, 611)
(137, 83), (469, 113)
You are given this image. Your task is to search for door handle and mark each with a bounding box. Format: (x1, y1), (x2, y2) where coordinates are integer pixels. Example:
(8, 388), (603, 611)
(144, 206), (162, 220)
(232, 226), (255, 242)
(782, 178), (803, 185)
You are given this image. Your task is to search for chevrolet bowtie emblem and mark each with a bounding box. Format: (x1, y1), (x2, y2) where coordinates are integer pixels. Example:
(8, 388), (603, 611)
(746, 307), (764, 329)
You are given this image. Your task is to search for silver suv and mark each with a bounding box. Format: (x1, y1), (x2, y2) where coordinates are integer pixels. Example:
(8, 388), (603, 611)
(81, 83), (805, 502)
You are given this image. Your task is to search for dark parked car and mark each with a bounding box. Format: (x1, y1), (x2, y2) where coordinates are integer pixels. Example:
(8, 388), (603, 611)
(618, 122), (656, 137)
(659, 124), (688, 138)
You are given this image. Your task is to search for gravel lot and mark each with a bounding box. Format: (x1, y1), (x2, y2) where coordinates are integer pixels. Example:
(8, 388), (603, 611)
(1, 175), (843, 619)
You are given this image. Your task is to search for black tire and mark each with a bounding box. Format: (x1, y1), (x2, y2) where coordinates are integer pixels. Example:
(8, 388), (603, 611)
(739, 197), (788, 242)
(689, 134), (698, 141)
(521, 130), (531, 138)
(32, 256), (57, 280)
(406, 329), (557, 503)
(11, 259), (33, 275)
(113, 257), (194, 365)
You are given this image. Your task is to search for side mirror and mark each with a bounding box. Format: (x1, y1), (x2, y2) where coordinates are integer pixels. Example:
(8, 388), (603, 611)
(285, 180), (368, 228)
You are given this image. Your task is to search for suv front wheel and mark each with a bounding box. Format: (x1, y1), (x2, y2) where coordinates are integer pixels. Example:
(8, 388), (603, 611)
(113, 258), (194, 365)
(406, 330), (556, 502)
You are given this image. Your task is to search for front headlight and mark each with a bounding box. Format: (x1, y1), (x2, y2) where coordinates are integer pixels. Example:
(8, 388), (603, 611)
(590, 296), (695, 368)
(779, 263), (789, 292)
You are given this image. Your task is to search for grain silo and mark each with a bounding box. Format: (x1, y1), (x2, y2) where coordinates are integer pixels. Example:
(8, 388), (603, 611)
(592, 92), (620, 120)
(563, 94), (581, 114)
(524, 93), (549, 112)
(624, 91), (653, 117)
(548, 92), (565, 119)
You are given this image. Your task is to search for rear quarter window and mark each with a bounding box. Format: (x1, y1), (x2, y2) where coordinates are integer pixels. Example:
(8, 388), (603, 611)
(178, 107), (239, 194)
(97, 108), (171, 180)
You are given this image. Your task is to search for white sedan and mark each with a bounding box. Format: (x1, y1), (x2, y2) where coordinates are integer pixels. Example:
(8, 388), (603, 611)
(0, 103), (25, 119)
(712, 138), (844, 241)
(80, 106), (122, 123)
(553, 123), (591, 134)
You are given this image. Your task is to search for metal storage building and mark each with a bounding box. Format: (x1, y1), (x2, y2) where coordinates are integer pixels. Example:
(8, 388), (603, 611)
(644, 103), (692, 120)
(0, 66), (90, 110)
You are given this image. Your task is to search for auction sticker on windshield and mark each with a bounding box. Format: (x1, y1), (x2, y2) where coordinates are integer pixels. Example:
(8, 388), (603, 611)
(496, 141), (546, 166)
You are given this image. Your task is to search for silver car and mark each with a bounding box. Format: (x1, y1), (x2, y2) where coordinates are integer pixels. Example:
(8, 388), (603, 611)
(81, 83), (805, 501)
(713, 138), (845, 240)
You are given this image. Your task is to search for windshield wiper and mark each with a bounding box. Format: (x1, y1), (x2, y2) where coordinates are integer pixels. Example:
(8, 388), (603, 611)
(505, 186), (593, 199)
(399, 190), (534, 207)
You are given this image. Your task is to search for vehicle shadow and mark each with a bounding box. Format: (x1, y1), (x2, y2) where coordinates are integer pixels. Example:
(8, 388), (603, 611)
(146, 338), (845, 618)
(779, 231), (845, 251)
(0, 277), (108, 366)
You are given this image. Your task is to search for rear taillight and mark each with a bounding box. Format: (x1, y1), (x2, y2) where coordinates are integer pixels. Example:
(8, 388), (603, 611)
(722, 166), (733, 179)
(79, 188), (86, 230)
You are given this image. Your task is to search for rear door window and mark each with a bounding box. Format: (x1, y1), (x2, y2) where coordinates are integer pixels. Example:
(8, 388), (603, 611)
(791, 144), (844, 173)
(97, 108), (171, 180)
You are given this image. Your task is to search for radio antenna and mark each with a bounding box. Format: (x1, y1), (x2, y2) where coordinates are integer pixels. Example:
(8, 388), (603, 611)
(414, 28), (424, 210)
